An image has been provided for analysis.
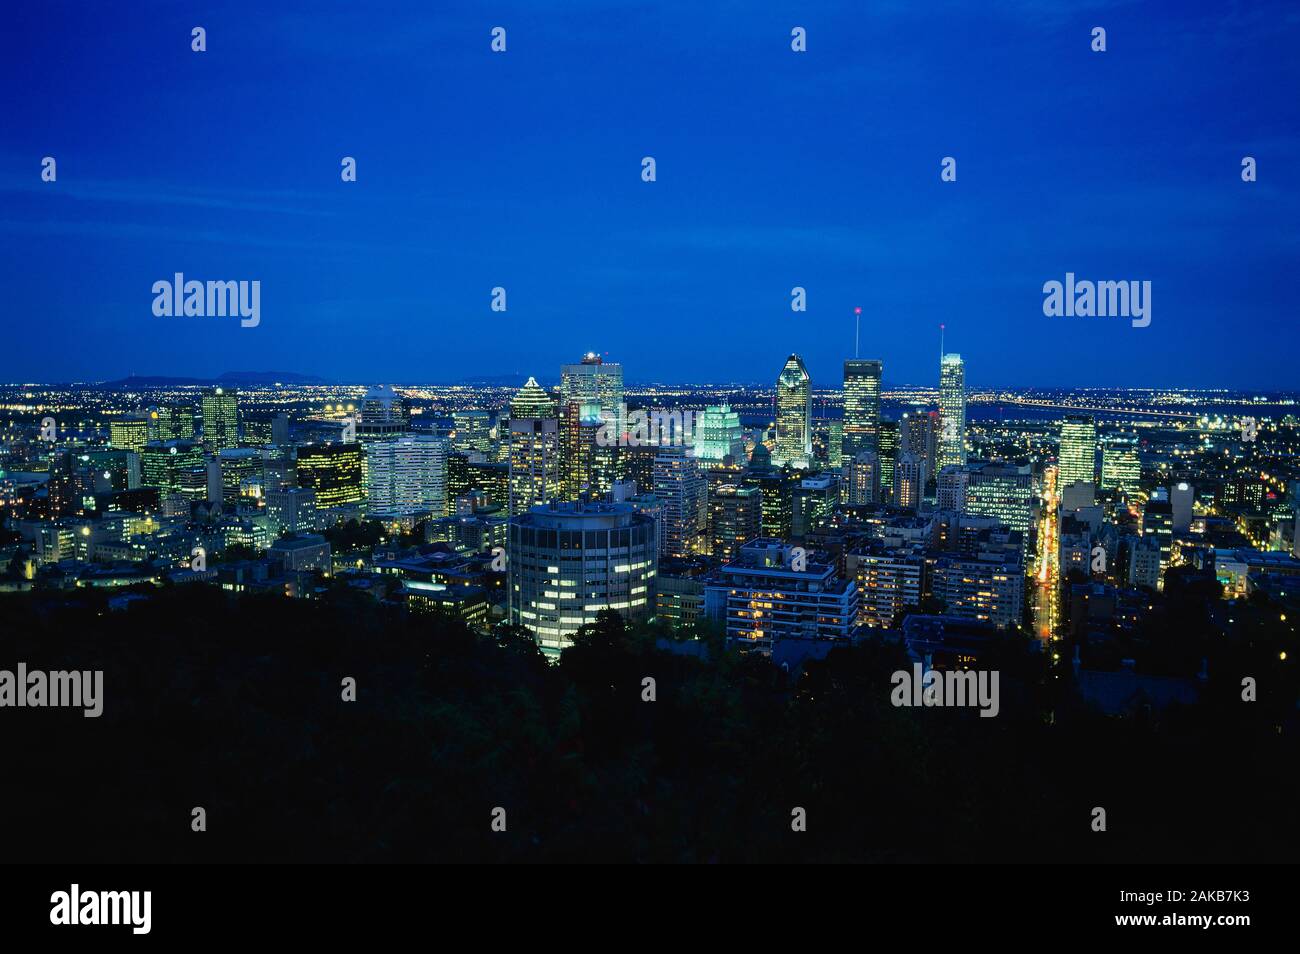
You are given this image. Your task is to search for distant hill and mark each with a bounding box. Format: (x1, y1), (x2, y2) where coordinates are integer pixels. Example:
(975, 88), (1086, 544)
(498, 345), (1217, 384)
(98, 371), (332, 389)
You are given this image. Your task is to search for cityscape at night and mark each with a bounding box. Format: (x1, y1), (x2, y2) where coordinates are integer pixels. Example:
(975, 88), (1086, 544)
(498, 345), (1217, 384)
(2, 0), (1298, 932)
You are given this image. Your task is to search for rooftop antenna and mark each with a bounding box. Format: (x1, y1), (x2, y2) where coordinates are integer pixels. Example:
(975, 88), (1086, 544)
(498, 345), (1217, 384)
(939, 323), (945, 363)
(854, 306), (862, 359)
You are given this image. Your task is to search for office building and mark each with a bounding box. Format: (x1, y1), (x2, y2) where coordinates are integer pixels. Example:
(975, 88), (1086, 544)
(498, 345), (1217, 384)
(560, 353), (624, 433)
(452, 410), (494, 456)
(709, 484), (762, 562)
(200, 387), (240, 453)
(773, 354), (812, 469)
(965, 463), (1034, 534)
(366, 434), (449, 519)
(704, 539), (859, 654)
(508, 417), (561, 515)
(140, 441), (207, 501)
(936, 465), (968, 512)
(937, 353), (966, 470)
(693, 404), (744, 468)
(295, 443), (365, 509)
(846, 450), (880, 506)
(1058, 414), (1097, 490)
(108, 418), (149, 453)
(842, 359), (883, 461)
(893, 452), (923, 510)
(508, 501), (658, 657)
(1101, 439), (1141, 493)
(654, 443), (706, 558)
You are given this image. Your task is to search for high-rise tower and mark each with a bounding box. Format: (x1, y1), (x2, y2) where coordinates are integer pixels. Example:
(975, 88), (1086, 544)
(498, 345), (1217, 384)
(200, 387), (239, 453)
(842, 359), (882, 463)
(774, 354), (812, 469)
(937, 354), (966, 470)
(1058, 413), (1098, 490)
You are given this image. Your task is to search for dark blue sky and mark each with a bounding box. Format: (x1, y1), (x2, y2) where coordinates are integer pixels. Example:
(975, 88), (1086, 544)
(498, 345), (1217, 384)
(3, 0), (1298, 388)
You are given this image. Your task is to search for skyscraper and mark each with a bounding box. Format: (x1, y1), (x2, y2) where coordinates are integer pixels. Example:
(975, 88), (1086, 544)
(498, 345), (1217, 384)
(140, 441), (206, 501)
(654, 443), (707, 558)
(709, 484), (762, 562)
(508, 418), (560, 515)
(899, 410), (939, 483)
(1101, 439), (1141, 493)
(877, 419), (899, 498)
(509, 376), (558, 420)
(965, 463), (1034, 534)
(508, 377), (561, 515)
(893, 452), (923, 510)
(936, 465), (969, 511)
(773, 354), (812, 469)
(452, 410), (494, 457)
(842, 359), (883, 462)
(366, 435), (449, 520)
(296, 443), (365, 509)
(560, 353), (623, 433)
(201, 387), (240, 453)
(692, 404), (744, 468)
(846, 450), (880, 506)
(1058, 414), (1098, 491)
(147, 404), (195, 442)
(559, 400), (604, 500)
(937, 353), (966, 470)
(108, 417), (149, 453)
(357, 385), (410, 442)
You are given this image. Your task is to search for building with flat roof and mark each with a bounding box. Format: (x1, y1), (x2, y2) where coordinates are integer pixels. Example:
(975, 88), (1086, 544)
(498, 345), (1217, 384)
(508, 501), (658, 657)
(704, 538), (859, 654)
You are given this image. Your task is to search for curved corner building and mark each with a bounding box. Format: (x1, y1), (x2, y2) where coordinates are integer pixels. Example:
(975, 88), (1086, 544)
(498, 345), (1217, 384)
(508, 501), (658, 656)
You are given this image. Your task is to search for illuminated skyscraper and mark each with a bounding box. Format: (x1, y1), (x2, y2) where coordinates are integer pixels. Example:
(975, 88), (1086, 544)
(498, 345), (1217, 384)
(877, 419), (899, 497)
(899, 410), (939, 482)
(936, 465), (969, 511)
(654, 443), (707, 558)
(510, 376), (558, 420)
(1101, 439), (1141, 493)
(146, 404), (194, 442)
(109, 418), (149, 453)
(693, 404), (744, 468)
(842, 359), (882, 462)
(937, 354), (966, 470)
(508, 418), (560, 515)
(296, 443), (365, 509)
(1058, 414), (1097, 491)
(366, 435), (449, 520)
(140, 440), (206, 501)
(200, 387), (240, 453)
(846, 450), (880, 506)
(559, 399), (604, 500)
(508, 377), (561, 515)
(893, 452), (923, 510)
(560, 353), (623, 432)
(709, 484), (762, 562)
(452, 410), (494, 456)
(774, 354), (812, 469)
(966, 463), (1034, 534)
(357, 385), (410, 441)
